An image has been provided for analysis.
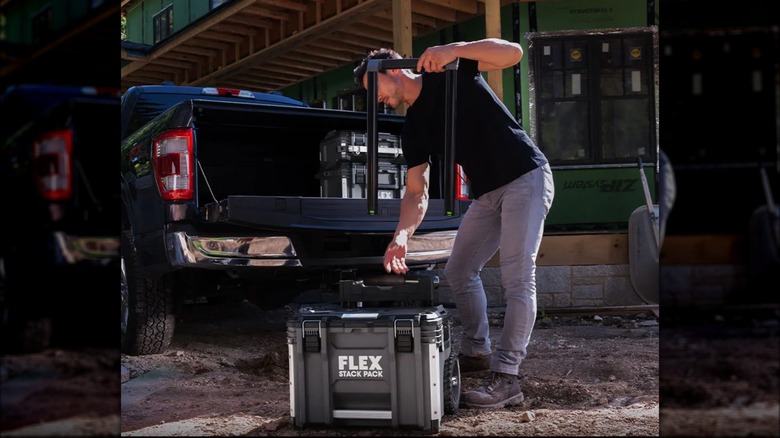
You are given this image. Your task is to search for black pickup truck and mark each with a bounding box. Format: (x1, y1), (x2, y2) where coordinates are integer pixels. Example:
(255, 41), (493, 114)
(0, 84), (120, 352)
(120, 85), (471, 356)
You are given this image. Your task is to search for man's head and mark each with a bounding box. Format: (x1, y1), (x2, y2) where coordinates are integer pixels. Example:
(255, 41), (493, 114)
(353, 48), (400, 87)
(353, 48), (417, 109)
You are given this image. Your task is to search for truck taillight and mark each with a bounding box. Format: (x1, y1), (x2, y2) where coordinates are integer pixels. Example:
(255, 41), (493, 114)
(153, 128), (194, 201)
(456, 164), (471, 200)
(33, 129), (72, 201)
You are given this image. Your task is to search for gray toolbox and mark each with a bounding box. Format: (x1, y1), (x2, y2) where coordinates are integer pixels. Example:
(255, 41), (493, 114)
(319, 129), (403, 164)
(319, 161), (407, 199)
(287, 303), (460, 432)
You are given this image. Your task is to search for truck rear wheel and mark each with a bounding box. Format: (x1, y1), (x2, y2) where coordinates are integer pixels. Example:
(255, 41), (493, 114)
(121, 230), (175, 355)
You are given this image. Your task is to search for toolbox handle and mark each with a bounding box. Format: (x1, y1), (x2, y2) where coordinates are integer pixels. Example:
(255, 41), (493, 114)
(302, 320), (322, 337)
(366, 58), (459, 216)
(393, 318), (415, 338)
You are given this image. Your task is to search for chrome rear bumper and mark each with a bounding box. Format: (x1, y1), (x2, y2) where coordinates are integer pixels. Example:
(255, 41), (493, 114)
(54, 232), (120, 264)
(167, 230), (457, 268)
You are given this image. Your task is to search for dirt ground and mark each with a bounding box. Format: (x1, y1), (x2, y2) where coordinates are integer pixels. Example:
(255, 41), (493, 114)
(2, 298), (777, 437)
(659, 307), (780, 437)
(114, 298), (661, 437)
(0, 346), (121, 436)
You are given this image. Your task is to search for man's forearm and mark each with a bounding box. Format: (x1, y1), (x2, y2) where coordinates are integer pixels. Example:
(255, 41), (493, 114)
(393, 190), (429, 244)
(448, 38), (523, 69)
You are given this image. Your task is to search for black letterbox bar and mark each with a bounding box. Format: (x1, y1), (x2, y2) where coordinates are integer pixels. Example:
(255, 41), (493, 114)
(366, 58), (458, 216)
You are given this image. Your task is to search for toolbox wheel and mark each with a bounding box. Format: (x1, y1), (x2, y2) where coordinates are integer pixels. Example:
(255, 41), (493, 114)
(443, 351), (461, 415)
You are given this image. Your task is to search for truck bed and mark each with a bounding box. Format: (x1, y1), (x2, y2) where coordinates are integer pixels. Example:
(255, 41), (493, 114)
(190, 100), (465, 231)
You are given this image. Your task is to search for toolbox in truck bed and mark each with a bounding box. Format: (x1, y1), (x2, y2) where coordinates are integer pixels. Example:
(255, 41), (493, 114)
(319, 129), (403, 164)
(318, 161), (407, 199)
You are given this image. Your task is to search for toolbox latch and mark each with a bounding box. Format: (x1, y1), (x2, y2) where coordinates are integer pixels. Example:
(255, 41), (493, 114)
(302, 320), (322, 353)
(394, 319), (414, 353)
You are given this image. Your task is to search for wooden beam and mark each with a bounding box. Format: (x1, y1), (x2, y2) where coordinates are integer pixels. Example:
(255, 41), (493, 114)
(240, 76), (292, 88)
(265, 58), (335, 75)
(316, 36), (376, 54)
(486, 234), (630, 267)
(211, 22), (265, 36)
(393, 0), (413, 115)
(256, 0), (309, 12)
(301, 42), (357, 61)
(121, 47), (137, 61)
(168, 45), (219, 58)
(376, 9), (437, 30)
(121, 0), (257, 78)
(250, 69), (307, 83)
(329, 31), (386, 48)
(149, 58), (195, 69)
(186, 39), (231, 51)
(488, 232), (752, 267)
(484, 0), (503, 99)
(423, 0), (479, 15)
(278, 55), (341, 73)
(290, 46), (353, 62)
(411, 1), (457, 22)
(143, 64), (184, 75)
(124, 72), (169, 84)
(244, 5), (291, 21)
(660, 235), (746, 265)
(275, 55), (328, 72)
(336, 23), (393, 42)
(252, 64), (313, 78)
(392, 0), (413, 58)
(219, 15), (275, 28)
(362, 15), (393, 30)
(189, 0), (392, 86)
(162, 52), (211, 66)
(201, 30), (246, 44)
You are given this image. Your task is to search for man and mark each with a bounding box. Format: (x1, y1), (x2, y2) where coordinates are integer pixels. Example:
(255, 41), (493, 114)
(354, 38), (554, 409)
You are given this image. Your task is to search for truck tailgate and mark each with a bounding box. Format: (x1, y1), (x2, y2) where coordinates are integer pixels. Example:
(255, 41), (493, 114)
(204, 196), (467, 232)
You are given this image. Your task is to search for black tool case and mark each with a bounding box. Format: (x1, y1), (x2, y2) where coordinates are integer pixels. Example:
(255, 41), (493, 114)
(338, 269), (440, 308)
(319, 129), (403, 164)
(287, 304), (459, 432)
(318, 160), (407, 199)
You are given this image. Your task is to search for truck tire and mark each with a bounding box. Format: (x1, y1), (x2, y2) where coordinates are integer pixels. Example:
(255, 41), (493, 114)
(121, 230), (175, 355)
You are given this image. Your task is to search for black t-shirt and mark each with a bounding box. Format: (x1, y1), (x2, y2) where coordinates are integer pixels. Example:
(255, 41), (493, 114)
(401, 58), (548, 199)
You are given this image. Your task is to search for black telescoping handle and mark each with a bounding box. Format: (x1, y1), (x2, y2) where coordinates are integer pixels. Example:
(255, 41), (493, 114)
(443, 62), (457, 216)
(365, 58), (459, 216)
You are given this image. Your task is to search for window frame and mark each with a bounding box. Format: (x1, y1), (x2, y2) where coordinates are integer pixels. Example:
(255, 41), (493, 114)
(152, 4), (174, 45)
(527, 27), (659, 168)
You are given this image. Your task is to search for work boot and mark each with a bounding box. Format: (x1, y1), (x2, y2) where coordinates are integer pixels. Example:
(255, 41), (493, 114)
(457, 353), (491, 376)
(461, 372), (525, 409)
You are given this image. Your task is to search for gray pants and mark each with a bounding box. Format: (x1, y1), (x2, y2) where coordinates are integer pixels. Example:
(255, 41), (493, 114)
(444, 164), (554, 376)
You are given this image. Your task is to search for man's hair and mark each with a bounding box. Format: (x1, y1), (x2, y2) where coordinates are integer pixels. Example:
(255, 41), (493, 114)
(353, 48), (401, 88)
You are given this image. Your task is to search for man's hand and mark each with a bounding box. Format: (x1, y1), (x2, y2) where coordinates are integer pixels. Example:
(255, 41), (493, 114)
(417, 44), (459, 73)
(417, 39), (522, 73)
(384, 233), (410, 274)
